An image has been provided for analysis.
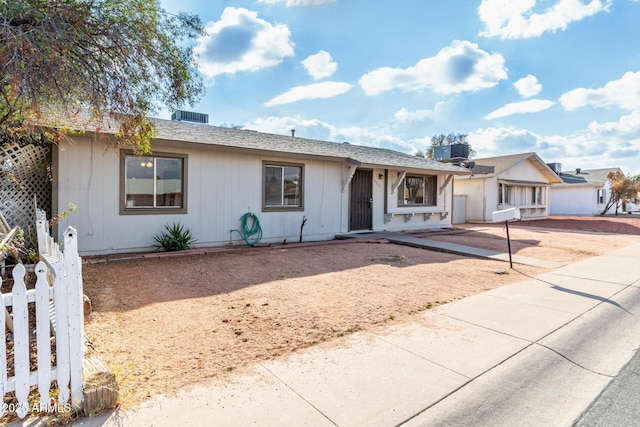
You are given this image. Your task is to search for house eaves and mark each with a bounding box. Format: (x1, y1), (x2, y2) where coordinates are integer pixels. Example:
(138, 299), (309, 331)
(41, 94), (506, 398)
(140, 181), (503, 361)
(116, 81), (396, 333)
(152, 119), (470, 174)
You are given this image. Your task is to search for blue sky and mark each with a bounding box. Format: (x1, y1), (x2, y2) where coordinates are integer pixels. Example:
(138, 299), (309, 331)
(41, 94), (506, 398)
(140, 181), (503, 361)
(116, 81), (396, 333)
(159, 0), (640, 176)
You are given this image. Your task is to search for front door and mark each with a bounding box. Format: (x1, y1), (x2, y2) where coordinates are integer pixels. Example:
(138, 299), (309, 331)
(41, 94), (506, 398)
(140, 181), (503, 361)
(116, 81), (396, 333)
(349, 169), (373, 231)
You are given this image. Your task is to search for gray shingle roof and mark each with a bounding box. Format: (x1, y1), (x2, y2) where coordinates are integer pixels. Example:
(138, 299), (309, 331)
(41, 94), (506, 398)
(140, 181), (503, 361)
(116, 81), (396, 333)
(555, 168), (621, 186)
(66, 114), (469, 174)
(151, 119), (468, 173)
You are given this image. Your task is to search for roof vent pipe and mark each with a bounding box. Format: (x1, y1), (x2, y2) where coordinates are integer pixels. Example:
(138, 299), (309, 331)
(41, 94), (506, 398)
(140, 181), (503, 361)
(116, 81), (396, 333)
(576, 168), (581, 174)
(291, 129), (295, 137)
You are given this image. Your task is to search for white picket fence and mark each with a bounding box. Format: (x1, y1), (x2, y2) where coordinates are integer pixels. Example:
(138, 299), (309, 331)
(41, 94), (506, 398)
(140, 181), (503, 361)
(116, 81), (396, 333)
(0, 212), (84, 419)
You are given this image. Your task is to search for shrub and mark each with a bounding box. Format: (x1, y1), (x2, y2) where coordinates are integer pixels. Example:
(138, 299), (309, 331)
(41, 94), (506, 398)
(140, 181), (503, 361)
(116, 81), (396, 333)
(153, 222), (196, 251)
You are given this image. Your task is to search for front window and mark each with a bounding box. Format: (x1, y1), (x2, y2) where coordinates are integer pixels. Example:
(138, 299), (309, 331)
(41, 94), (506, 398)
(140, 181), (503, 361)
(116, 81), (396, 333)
(120, 151), (187, 214)
(499, 184), (511, 205)
(532, 187), (542, 205)
(263, 162), (304, 211)
(397, 174), (436, 206)
(597, 188), (606, 204)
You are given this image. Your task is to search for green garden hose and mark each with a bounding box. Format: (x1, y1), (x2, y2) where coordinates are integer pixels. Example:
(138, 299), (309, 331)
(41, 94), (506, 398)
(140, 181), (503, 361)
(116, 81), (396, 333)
(231, 212), (263, 246)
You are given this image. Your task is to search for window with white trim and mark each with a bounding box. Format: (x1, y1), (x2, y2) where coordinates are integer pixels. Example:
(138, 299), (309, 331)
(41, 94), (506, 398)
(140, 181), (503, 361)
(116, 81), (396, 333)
(597, 188), (606, 204)
(499, 184), (511, 205)
(120, 151), (187, 214)
(263, 162), (304, 211)
(531, 187), (542, 205)
(397, 174), (437, 206)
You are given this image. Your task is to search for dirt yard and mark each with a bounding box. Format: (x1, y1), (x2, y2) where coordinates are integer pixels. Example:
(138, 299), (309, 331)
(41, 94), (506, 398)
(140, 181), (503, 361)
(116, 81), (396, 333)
(82, 215), (640, 406)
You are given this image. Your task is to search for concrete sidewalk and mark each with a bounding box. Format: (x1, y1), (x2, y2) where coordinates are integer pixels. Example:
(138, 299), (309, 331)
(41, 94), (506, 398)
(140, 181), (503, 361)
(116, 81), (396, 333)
(58, 244), (640, 426)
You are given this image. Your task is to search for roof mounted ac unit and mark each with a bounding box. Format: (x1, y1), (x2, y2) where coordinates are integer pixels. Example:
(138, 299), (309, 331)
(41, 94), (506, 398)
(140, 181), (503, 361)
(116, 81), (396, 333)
(171, 110), (209, 124)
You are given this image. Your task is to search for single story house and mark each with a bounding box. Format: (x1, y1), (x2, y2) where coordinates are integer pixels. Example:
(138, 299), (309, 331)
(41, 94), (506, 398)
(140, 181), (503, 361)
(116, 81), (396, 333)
(51, 116), (469, 255)
(453, 152), (562, 223)
(548, 166), (621, 215)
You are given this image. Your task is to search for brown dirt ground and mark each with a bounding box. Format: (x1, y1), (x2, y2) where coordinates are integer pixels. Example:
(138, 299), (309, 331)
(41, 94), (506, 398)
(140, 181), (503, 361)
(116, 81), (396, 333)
(82, 215), (640, 407)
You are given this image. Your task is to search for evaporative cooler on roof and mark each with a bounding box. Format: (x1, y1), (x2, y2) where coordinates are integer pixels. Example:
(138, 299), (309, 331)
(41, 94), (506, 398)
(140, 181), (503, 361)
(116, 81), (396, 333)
(171, 110), (209, 124)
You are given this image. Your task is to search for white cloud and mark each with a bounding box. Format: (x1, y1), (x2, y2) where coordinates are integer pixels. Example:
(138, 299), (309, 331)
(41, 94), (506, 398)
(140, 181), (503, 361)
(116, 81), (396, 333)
(246, 109), (640, 174)
(257, 0), (336, 5)
(265, 81), (353, 106)
(246, 115), (414, 151)
(587, 109), (640, 134)
(469, 110), (640, 174)
(246, 115), (335, 140)
(478, 0), (612, 39)
(560, 71), (640, 111)
(301, 51), (338, 80)
(359, 40), (507, 96)
(514, 75), (542, 98)
(394, 102), (448, 123)
(468, 127), (541, 155)
(194, 7), (294, 79)
(484, 99), (554, 119)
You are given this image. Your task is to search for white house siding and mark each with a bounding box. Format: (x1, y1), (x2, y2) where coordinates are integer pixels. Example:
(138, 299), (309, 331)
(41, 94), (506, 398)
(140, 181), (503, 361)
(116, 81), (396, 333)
(499, 159), (541, 182)
(550, 182), (615, 216)
(376, 169), (454, 230)
(550, 186), (598, 215)
(54, 137), (345, 255)
(454, 178), (491, 222)
(454, 158), (554, 223)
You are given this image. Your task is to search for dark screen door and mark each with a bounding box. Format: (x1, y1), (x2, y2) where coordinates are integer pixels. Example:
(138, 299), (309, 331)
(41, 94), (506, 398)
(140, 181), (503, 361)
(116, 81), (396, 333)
(350, 169), (373, 231)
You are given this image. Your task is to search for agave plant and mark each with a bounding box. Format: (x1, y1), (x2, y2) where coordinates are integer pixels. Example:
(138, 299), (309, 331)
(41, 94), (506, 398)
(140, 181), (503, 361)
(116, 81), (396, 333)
(153, 222), (197, 251)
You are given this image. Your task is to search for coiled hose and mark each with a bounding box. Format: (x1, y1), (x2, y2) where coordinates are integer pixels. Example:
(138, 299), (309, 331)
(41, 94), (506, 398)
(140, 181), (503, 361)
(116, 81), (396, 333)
(231, 212), (263, 246)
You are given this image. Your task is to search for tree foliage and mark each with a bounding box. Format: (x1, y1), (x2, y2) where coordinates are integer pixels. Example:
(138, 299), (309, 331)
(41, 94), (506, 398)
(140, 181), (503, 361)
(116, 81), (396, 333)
(601, 170), (640, 215)
(426, 133), (475, 159)
(0, 0), (204, 152)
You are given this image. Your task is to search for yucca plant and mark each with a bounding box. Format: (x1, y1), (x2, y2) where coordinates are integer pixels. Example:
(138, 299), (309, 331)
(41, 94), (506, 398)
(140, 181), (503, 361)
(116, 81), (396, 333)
(153, 222), (197, 251)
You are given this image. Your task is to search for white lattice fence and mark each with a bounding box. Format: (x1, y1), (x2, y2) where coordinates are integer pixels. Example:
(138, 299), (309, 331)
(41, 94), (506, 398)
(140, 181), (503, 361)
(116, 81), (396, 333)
(0, 143), (52, 232)
(0, 214), (84, 419)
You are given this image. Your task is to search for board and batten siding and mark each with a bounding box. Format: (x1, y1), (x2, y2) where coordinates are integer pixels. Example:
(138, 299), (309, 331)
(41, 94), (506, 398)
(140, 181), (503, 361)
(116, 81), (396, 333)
(54, 136), (345, 255)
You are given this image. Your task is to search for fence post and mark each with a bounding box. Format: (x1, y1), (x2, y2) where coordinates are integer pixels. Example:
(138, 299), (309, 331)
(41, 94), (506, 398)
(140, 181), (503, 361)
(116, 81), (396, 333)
(36, 209), (48, 257)
(0, 275), (5, 419)
(64, 227), (84, 411)
(53, 244), (70, 406)
(35, 261), (52, 409)
(11, 264), (29, 419)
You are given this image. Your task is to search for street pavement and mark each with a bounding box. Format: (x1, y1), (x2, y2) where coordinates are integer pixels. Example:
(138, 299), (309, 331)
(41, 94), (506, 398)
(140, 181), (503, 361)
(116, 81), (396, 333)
(18, 242), (640, 426)
(574, 344), (640, 426)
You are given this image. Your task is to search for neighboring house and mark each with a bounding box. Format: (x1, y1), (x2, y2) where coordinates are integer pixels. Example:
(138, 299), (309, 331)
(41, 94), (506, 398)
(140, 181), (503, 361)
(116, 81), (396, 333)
(548, 166), (621, 215)
(453, 152), (562, 223)
(51, 116), (469, 255)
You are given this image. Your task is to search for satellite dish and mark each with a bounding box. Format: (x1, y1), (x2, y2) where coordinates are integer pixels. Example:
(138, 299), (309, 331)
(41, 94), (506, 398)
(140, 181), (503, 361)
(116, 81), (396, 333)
(465, 161), (476, 169)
